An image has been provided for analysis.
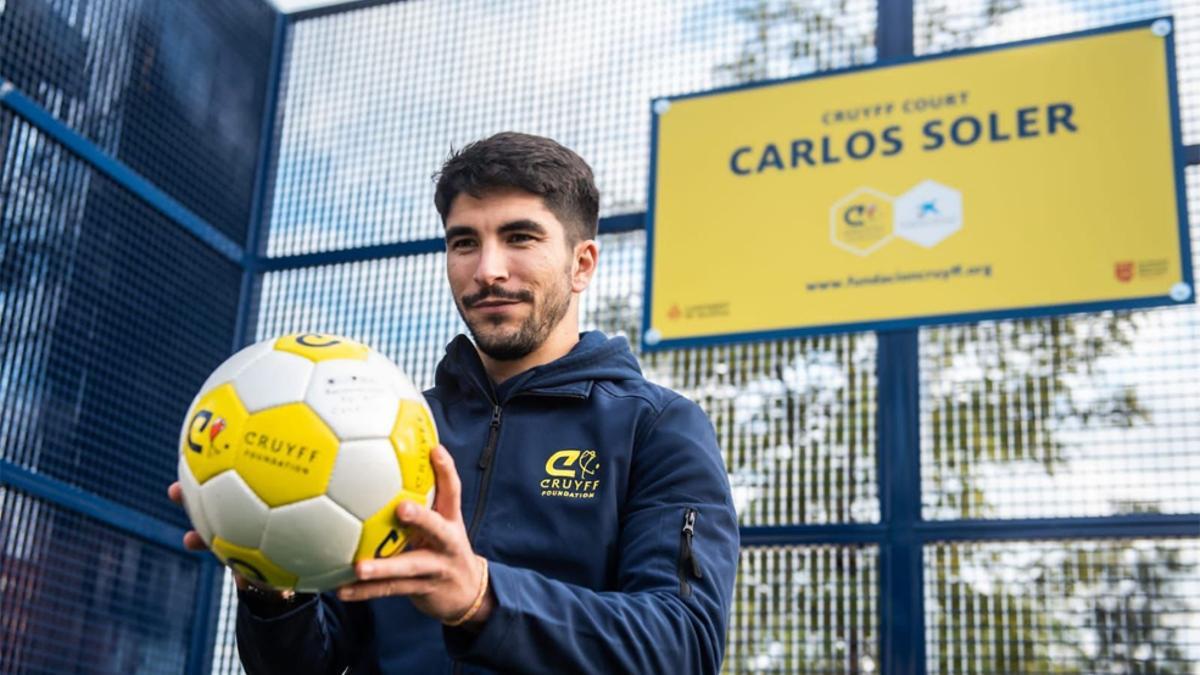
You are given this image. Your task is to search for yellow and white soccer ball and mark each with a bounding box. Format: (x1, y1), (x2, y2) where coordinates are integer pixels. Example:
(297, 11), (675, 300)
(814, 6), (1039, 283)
(177, 333), (437, 592)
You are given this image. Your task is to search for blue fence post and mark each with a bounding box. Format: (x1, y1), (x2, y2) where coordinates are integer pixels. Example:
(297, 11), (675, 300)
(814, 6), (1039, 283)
(877, 329), (924, 675)
(875, 2), (920, 674)
(185, 560), (224, 675)
(184, 7), (290, 675)
(235, 9), (290, 348)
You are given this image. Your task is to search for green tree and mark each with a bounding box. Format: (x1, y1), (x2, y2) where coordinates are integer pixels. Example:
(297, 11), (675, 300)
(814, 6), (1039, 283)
(712, 0), (875, 86)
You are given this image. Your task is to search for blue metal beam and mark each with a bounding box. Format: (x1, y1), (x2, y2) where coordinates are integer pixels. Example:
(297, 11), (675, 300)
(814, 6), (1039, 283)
(916, 513), (1200, 541)
(876, 0), (914, 63)
(598, 211), (646, 234)
(235, 10), (291, 347)
(740, 524), (887, 546)
(290, 0), (406, 21)
(876, 329), (924, 675)
(738, 514), (1200, 549)
(875, 3), (920, 674)
(245, 139), (1199, 274)
(185, 9), (293, 675)
(0, 81), (245, 266)
(185, 559), (224, 675)
(252, 212), (646, 272)
(255, 236), (446, 272)
(0, 460), (195, 555)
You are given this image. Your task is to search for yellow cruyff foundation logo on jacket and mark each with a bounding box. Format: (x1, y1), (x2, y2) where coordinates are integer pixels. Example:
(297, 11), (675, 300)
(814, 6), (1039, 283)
(540, 449), (600, 499)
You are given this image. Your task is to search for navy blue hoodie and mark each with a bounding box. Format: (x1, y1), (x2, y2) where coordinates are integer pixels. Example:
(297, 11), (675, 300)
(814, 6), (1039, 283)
(237, 331), (739, 674)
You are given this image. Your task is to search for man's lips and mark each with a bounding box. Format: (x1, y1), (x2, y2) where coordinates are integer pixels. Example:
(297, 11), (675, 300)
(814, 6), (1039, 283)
(463, 287), (533, 311)
(467, 298), (523, 313)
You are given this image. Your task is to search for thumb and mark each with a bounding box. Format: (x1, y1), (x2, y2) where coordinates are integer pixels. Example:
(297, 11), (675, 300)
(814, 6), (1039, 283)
(430, 445), (463, 524)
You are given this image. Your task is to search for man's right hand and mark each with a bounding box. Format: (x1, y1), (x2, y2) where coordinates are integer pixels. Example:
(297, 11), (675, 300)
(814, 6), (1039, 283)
(167, 481), (290, 600)
(167, 482), (212, 553)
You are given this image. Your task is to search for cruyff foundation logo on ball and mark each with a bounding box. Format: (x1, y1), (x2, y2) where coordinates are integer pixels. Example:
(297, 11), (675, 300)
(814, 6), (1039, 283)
(240, 429), (327, 476)
(187, 410), (230, 458)
(540, 449), (600, 499)
(830, 179), (963, 256)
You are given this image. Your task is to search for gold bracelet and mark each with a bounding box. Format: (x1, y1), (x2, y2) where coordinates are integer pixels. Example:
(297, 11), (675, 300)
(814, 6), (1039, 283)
(444, 556), (489, 627)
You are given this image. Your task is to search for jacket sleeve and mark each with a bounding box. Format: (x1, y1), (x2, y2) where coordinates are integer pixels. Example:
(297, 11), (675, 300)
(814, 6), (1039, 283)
(236, 590), (371, 675)
(444, 395), (740, 674)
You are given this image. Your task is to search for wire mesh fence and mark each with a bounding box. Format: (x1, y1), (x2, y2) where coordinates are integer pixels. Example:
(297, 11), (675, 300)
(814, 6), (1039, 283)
(2, 0), (1198, 673)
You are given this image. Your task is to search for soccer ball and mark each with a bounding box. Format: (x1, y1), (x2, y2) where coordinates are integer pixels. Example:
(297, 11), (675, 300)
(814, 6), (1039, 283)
(176, 333), (437, 592)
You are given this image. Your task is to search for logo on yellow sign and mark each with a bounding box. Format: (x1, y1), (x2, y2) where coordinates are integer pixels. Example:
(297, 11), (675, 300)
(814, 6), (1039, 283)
(831, 180), (963, 256)
(831, 188), (894, 255)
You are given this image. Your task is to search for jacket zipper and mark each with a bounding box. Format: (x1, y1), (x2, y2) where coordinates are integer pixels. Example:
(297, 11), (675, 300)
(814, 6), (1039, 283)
(467, 403), (503, 543)
(464, 392), (584, 543)
(678, 508), (703, 598)
(451, 393), (580, 675)
(453, 405), (503, 675)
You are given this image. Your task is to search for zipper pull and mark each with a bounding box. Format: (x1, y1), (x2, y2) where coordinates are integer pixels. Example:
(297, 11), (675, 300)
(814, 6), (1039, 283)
(682, 508), (703, 580)
(478, 405), (502, 469)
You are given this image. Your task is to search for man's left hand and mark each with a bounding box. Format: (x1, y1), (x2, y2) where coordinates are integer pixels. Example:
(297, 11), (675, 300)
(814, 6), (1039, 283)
(337, 444), (493, 627)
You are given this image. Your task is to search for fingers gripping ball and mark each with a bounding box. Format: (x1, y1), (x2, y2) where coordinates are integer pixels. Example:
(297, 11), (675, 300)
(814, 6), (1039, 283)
(392, 400), (438, 496)
(177, 333), (439, 592)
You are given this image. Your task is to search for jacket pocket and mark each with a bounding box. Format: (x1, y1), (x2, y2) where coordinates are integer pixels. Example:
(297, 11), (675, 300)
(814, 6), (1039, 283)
(677, 507), (703, 598)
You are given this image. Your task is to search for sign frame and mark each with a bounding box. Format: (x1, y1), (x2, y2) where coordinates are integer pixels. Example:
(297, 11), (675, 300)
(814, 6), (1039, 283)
(641, 17), (1194, 352)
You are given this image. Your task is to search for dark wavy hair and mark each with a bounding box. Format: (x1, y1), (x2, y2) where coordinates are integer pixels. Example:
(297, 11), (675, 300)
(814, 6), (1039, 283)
(434, 132), (599, 244)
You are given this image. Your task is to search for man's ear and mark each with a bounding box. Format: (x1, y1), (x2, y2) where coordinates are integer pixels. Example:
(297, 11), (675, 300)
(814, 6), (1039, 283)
(571, 239), (599, 293)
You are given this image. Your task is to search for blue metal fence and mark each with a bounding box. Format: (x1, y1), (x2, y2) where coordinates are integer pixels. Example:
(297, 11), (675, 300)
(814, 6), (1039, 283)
(0, 0), (278, 671)
(2, 0), (1199, 673)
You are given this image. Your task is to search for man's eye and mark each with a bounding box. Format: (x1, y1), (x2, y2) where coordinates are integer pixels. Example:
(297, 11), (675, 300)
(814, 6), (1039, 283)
(449, 239), (477, 250)
(508, 234), (534, 244)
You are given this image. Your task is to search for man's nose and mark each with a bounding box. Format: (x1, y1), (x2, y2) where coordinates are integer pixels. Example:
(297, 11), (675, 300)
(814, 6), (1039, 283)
(473, 242), (509, 286)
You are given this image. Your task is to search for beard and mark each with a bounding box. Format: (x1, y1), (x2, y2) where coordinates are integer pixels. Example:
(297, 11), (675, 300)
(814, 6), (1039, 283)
(457, 271), (573, 362)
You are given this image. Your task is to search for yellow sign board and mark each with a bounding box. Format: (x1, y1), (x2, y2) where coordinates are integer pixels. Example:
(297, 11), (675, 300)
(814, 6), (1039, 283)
(644, 19), (1192, 350)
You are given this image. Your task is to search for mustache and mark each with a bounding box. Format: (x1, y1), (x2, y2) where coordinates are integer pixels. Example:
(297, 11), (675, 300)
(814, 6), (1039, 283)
(462, 286), (534, 308)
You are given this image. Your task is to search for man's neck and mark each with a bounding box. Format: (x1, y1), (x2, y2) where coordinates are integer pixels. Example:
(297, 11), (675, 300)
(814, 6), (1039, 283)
(480, 317), (580, 385)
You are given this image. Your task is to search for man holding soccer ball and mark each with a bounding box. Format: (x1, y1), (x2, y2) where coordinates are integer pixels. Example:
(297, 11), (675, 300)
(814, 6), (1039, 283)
(170, 132), (738, 673)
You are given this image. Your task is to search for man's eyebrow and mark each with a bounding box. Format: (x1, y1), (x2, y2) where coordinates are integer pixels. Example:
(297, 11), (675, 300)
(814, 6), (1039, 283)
(444, 224), (476, 241)
(445, 220), (549, 242)
(497, 219), (548, 235)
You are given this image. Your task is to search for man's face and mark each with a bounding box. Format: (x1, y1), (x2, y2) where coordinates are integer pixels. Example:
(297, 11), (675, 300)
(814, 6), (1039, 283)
(444, 187), (581, 361)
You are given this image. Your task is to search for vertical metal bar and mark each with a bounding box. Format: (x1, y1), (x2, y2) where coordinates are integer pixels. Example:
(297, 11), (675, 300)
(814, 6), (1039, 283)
(877, 330), (924, 675)
(233, 9), (290, 348)
(877, 0), (915, 62)
(875, 2), (919, 674)
(186, 9), (290, 675)
(185, 560), (223, 675)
